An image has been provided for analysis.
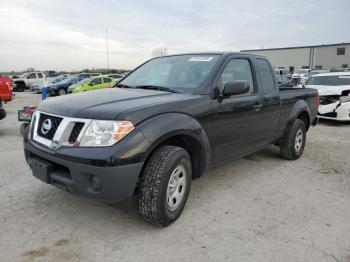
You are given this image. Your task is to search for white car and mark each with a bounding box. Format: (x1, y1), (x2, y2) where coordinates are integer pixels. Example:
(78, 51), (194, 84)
(305, 72), (350, 121)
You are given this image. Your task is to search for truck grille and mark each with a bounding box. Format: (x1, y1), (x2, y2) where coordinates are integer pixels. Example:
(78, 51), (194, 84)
(68, 122), (85, 143)
(37, 113), (63, 140)
(32, 111), (92, 150)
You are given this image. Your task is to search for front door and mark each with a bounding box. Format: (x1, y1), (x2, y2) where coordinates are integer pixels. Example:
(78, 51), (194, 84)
(212, 56), (264, 163)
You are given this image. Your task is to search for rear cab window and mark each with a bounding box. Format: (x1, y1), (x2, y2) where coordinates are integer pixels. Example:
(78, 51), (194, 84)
(256, 58), (276, 95)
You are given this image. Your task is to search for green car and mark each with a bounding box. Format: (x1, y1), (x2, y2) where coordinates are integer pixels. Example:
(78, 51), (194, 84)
(68, 76), (116, 93)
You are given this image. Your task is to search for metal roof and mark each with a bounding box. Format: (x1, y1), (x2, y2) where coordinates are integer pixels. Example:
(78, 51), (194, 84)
(241, 42), (350, 52)
(310, 71), (350, 77)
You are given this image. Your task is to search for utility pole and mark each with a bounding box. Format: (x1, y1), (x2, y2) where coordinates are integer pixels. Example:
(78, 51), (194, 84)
(106, 25), (110, 74)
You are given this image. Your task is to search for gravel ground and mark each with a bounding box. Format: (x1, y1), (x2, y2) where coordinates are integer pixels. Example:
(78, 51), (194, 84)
(1, 92), (350, 262)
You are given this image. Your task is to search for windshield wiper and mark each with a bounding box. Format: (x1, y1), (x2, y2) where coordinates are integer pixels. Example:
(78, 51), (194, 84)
(114, 83), (135, 88)
(135, 85), (179, 93)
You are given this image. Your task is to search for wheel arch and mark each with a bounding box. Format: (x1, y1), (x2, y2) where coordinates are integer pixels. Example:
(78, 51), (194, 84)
(137, 113), (211, 179)
(287, 100), (311, 131)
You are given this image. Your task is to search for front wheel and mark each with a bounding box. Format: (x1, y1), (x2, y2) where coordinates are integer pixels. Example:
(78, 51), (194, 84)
(16, 83), (26, 92)
(138, 145), (192, 226)
(280, 119), (306, 160)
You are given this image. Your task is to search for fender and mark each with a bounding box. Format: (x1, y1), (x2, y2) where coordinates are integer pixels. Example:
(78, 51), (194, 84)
(136, 112), (211, 171)
(287, 99), (310, 128)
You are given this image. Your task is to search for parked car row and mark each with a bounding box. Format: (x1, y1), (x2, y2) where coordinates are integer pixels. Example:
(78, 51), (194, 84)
(7, 71), (125, 96)
(11, 72), (124, 95)
(42, 74), (117, 96)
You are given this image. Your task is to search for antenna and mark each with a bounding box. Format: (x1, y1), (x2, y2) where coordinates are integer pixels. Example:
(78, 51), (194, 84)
(106, 24), (110, 74)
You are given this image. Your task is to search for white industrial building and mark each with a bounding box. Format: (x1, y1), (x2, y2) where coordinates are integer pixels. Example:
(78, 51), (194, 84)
(241, 43), (350, 73)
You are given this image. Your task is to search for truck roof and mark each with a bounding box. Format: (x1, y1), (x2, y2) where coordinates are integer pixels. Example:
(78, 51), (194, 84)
(156, 52), (268, 60)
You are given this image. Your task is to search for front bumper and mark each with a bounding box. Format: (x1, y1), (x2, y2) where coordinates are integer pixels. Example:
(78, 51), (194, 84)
(318, 115), (350, 122)
(318, 101), (350, 122)
(24, 141), (143, 203)
(0, 108), (6, 120)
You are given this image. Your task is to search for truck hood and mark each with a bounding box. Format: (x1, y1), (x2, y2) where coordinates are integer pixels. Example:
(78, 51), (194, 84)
(306, 85), (350, 96)
(13, 78), (25, 82)
(37, 88), (196, 121)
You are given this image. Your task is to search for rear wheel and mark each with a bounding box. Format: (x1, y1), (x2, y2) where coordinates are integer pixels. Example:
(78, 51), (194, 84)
(58, 88), (66, 95)
(138, 145), (192, 226)
(280, 119), (306, 160)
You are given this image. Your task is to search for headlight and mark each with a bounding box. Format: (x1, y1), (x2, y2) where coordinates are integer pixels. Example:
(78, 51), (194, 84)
(79, 120), (135, 147)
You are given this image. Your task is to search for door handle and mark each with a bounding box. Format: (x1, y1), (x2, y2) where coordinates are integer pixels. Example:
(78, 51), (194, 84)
(253, 103), (263, 111)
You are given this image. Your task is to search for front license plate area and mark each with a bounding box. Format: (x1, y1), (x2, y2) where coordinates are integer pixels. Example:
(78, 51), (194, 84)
(30, 158), (54, 183)
(18, 109), (32, 121)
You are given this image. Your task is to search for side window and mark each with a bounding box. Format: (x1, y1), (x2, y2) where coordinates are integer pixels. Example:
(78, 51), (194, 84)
(256, 59), (275, 95)
(218, 59), (255, 94)
(103, 78), (112, 83)
(91, 78), (102, 85)
(38, 73), (43, 78)
(27, 73), (37, 79)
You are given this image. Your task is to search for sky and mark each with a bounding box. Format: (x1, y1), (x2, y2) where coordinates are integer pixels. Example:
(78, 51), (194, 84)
(0, 0), (349, 71)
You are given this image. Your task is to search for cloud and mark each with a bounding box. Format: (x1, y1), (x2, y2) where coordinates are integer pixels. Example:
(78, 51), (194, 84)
(0, 0), (349, 71)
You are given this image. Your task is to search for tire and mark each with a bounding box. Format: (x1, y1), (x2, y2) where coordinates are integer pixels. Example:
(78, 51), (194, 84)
(16, 83), (26, 92)
(280, 119), (306, 160)
(138, 145), (192, 226)
(20, 123), (29, 137)
(58, 88), (66, 95)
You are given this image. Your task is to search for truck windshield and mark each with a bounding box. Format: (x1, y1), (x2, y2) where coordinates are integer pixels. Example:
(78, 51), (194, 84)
(307, 75), (350, 86)
(119, 55), (220, 93)
(19, 73), (29, 78)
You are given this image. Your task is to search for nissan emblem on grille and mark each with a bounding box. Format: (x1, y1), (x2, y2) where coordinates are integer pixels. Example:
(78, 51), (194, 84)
(41, 119), (53, 135)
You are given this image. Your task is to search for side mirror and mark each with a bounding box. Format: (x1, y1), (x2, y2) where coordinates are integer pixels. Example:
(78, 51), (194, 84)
(89, 82), (95, 86)
(223, 80), (250, 97)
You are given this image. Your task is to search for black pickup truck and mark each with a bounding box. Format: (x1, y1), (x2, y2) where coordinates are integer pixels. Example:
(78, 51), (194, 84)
(24, 53), (318, 226)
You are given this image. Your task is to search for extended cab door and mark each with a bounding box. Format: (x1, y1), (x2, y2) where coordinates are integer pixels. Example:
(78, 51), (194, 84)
(211, 56), (265, 163)
(255, 58), (281, 142)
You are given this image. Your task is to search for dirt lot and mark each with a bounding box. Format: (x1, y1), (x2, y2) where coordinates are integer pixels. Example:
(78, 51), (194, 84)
(1, 92), (350, 262)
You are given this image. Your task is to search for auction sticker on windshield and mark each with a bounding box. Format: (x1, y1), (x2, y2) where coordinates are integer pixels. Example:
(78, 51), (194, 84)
(188, 56), (213, 62)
